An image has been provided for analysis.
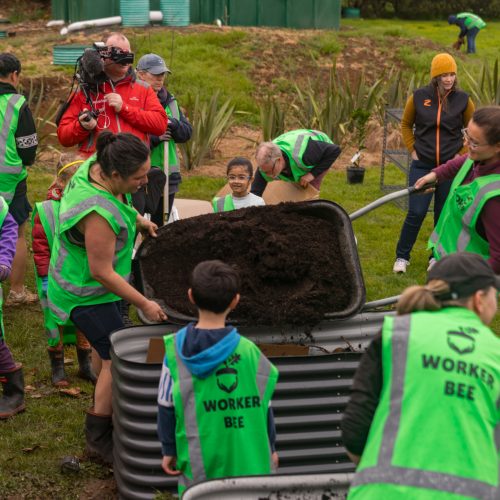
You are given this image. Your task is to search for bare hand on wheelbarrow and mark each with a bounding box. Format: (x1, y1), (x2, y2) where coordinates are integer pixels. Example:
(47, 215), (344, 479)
(140, 299), (168, 323)
(299, 173), (315, 188)
(414, 172), (437, 193)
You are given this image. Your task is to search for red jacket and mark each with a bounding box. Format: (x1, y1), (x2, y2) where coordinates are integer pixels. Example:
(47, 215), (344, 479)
(57, 72), (168, 156)
(32, 185), (63, 277)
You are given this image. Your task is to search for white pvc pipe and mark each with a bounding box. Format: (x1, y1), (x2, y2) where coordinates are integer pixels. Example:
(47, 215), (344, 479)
(150, 11), (163, 22)
(60, 11), (163, 35)
(47, 20), (65, 27)
(61, 16), (123, 35)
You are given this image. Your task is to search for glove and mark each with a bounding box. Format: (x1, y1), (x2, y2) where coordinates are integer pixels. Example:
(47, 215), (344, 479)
(0, 265), (10, 282)
(41, 276), (48, 294)
(167, 117), (180, 131)
(159, 130), (172, 142)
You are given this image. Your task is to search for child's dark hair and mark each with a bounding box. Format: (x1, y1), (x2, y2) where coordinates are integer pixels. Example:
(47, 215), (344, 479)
(472, 106), (500, 145)
(96, 131), (149, 178)
(0, 53), (21, 78)
(190, 260), (240, 313)
(226, 157), (253, 177)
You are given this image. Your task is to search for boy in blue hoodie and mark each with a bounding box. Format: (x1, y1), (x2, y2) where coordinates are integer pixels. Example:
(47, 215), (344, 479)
(157, 260), (279, 495)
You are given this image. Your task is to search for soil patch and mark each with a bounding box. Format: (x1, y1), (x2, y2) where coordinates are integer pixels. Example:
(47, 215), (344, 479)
(140, 202), (359, 327)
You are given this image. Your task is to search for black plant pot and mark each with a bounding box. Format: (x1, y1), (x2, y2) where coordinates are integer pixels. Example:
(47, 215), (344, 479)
(346, 166), (365, 184)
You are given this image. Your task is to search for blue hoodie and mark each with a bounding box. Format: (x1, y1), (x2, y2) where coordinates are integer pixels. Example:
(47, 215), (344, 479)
(175, 323), (240, 378)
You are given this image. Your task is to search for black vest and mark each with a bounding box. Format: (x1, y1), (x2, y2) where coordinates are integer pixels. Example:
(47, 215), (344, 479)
(413, 85), (469, 168)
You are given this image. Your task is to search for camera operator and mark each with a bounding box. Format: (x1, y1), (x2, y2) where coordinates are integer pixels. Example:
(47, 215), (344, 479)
(57, 32), (167, 157)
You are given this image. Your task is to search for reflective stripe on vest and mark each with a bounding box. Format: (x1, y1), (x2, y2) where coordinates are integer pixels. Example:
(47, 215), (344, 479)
(0, 196), (9, 339)
(260, 129), (332, 183)
(212, 195), (235, 213)
(0, 94), (27, 203)
(32, 200), (65, 344)
(165, 333), (277, 495)
(174, 339), (274, 490)
(351, 315), (498, 499)
(150, 99), (181, 174)
(457, 179), (500, 251)
(457, 12), (486, 29)
(429, 159), (500, 260)
(48, 158), (135, 324)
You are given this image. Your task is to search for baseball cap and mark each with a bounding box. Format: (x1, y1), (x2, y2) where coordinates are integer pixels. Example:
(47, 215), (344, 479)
(427, 252), (500, 300)
(136, 54), (171, 75)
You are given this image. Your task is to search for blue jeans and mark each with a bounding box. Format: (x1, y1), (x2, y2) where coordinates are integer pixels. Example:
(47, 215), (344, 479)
(395, 160), (452, 261)
(466, 28), (479, 54)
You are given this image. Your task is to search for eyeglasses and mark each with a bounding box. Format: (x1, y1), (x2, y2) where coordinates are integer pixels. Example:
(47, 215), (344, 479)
(462, 128), (488, 150)
(228, 175), (251, 181)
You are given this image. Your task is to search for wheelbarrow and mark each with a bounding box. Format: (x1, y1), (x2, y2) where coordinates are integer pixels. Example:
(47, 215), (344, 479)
(134, 185), (432, 326)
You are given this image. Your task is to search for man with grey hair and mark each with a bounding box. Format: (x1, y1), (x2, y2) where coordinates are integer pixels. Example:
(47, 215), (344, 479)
(251, 129), (341, 196)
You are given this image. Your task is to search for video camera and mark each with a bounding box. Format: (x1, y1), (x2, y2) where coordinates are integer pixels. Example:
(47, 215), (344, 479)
(76, 42), (135, 88)
(56, 42), (135, 126)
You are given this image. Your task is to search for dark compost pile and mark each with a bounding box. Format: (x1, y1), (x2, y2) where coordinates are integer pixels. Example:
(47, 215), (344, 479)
(139, 202), (360, 327)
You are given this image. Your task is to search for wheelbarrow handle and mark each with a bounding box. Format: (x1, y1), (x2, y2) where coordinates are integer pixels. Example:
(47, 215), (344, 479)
(349, 182), (436, 221)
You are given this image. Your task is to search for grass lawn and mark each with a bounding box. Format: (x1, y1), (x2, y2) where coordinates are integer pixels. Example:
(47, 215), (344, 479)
(341, 19), (500, 73)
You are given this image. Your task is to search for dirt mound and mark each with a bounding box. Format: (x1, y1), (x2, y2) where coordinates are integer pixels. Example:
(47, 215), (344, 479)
(139, 202), (360, 327)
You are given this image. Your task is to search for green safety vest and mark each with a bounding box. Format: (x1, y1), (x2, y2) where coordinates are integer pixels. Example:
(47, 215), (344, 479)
(260, 129), (333, 183)
(0, 196), (10, 340)
(32, 200), (76, 347)
(47, 156), (137, 324)
(0, 93), (28, 204)
(149, 99), (181, 175)
(212, 194), (235, 213)
(164, 333), (279, 496)
(457, 12), (486, 30)
(429, 158), (500, 261)
(349, 309), (500, 500)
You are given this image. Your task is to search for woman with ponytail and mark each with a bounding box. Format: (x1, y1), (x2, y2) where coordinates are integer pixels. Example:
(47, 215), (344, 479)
(48, 131), (167, 464)
(343, 252), (500, 499)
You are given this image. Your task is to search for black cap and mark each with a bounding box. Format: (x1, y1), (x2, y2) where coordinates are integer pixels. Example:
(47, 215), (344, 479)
(427, 252), (500, 300)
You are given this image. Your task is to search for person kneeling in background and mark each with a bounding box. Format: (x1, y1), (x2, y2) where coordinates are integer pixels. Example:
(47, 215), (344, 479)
(157, 260), (278, 497)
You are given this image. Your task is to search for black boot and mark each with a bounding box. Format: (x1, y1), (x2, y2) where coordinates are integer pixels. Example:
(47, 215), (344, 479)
(48, 348), (69, 387)
(77, 348), (97, 384)
(84, 408), (113, 465)
(0, 364), (25, 419)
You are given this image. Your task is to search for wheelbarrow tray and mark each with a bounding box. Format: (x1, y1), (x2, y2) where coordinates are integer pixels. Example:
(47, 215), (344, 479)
(135, 200), (366, 325)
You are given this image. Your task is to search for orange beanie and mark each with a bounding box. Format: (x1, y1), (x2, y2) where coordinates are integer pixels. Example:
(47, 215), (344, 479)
(430, 53), (457, 79)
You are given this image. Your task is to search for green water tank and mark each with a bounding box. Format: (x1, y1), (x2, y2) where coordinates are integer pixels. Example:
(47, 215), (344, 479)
(67, 0), (120, 23)
(190, 0), (341, 29)
(51, 0), (69, 21)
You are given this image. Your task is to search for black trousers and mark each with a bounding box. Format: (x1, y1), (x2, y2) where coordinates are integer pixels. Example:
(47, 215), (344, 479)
(131, 167), (176, 227)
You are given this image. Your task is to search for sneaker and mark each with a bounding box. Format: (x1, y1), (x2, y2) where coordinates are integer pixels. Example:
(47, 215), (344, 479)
(5, 287), (39, 307)
(393, 258), (409, 273)
(427, 257), (437, 271)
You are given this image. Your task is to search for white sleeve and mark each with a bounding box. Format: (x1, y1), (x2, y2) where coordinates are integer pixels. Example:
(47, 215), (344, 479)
(157, 358), (175, 408)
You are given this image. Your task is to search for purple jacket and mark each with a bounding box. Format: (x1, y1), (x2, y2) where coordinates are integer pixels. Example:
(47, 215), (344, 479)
(0, 212), (18, 269)
(433, 154), (500, 273)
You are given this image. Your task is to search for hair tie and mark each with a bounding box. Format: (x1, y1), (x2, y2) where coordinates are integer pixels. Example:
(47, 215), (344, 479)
(57, 160), (84, 177)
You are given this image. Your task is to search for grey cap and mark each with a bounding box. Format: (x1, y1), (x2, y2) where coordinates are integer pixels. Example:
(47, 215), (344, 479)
(136, 53), (171, 75)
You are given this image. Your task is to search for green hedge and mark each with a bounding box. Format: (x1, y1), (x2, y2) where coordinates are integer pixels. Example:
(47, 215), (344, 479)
(353, 0), (500, 19)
